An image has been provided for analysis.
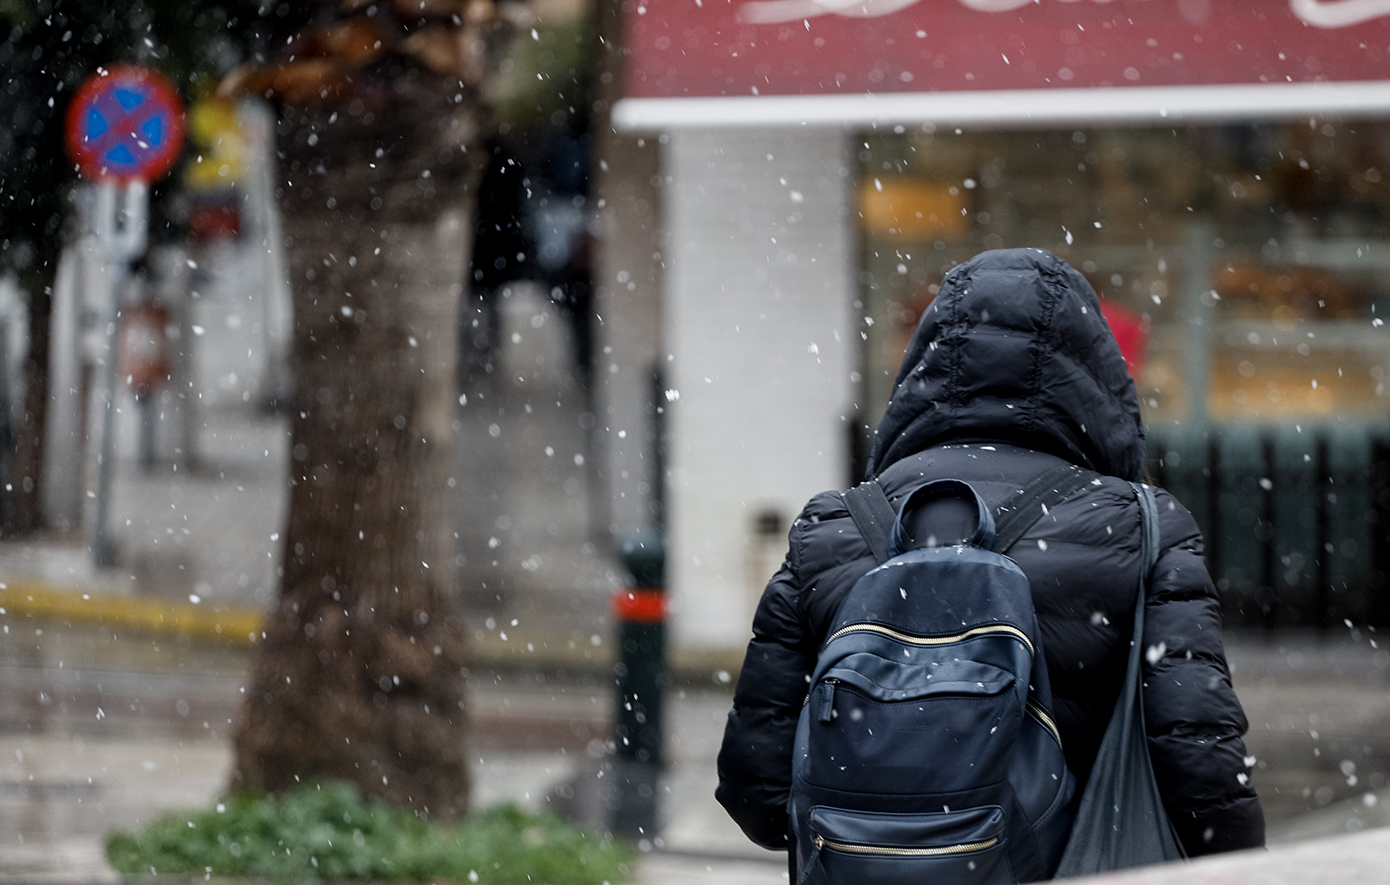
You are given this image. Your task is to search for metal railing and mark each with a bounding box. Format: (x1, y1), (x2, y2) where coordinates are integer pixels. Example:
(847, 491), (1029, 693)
(1149, 424), (1390, 629)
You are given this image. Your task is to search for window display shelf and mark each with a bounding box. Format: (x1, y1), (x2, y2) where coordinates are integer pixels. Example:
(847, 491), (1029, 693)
(1212, 320), (1390, 352)
(1259, 239), (1390, 272)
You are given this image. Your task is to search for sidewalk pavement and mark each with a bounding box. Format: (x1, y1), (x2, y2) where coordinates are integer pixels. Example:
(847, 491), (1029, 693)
(5, 618), (1390, 885)
(5, 622), (1390, 885)
(1081, 828), (1390, 885)
(0, 631), (782, 884)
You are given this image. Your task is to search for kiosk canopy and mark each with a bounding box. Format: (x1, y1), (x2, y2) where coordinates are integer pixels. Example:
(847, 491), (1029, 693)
(619, 1), (1390, 129)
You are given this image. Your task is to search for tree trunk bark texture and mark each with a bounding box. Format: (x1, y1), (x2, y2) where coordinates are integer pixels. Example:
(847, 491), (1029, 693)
(232, 82), (484, 819)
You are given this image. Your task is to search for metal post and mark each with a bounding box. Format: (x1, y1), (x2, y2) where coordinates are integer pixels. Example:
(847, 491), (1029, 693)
(610, 527), (666, 842)
(1259, 436), (1277, 629)
(1371, 436), (1390, 628)
(1207, 431), (1223, 598)
(90, 179), (148, 567)
(137, 394), (158, 471)
(1180, 223), (1215, 426)
(1315, 434), (1331, 630)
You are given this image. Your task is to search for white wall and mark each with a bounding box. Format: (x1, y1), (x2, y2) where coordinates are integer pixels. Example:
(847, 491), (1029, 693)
(662, 128), (855, 652)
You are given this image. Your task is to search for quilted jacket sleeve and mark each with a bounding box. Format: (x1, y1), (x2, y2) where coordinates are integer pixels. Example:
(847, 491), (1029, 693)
(1142, 489), (1266, 856)
(715, 519), (818, 850)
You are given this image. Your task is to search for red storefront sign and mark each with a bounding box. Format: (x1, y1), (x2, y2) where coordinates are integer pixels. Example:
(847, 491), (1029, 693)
(620, 1), (1390, 126)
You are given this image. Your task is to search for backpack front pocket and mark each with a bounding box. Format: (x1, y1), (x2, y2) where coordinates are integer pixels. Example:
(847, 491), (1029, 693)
(805, 805), (1012, 885)
(803, 655), (1019, 794)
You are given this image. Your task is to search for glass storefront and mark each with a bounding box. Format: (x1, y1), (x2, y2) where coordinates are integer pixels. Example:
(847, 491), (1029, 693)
(856, 122), (1390, 627)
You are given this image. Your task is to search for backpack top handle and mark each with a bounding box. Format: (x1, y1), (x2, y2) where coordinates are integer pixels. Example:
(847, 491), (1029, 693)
(842, 461), (1100, 566)
(887, 479), (997, 558)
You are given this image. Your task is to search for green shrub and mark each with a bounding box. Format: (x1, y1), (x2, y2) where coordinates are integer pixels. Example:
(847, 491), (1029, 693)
(106, 781), (633, 884)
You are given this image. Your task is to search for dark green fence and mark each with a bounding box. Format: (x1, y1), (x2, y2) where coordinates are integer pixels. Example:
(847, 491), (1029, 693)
(1148, 424), (1390, 629)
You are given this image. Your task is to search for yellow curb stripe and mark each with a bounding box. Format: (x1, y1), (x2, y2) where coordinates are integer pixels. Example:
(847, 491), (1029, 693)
(0, 582), (263, 645)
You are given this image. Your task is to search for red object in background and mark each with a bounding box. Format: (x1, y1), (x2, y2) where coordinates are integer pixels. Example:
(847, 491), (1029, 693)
(611, 588), (668, 624)
(119, 301), (171, 397)
(626, 2), (1390, 100)
(1099, 297), (1150, 377)
(188, 196), (242, 242)
(65, 65), (184, 183)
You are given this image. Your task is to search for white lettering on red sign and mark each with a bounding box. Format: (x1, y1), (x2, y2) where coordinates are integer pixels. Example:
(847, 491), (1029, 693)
(1291, 0), (1390, 28)
(737, 0), (1390, 28)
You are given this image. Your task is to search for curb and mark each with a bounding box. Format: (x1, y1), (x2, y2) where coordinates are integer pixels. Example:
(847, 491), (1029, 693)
(0, 582), (262, 645)
(0, 580), (747, 683)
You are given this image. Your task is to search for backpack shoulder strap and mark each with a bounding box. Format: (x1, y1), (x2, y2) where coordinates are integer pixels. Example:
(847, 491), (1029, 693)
(842, 481), (896, 565)
(844, 462), (1101, 563)
(990, 463), (1101, 554)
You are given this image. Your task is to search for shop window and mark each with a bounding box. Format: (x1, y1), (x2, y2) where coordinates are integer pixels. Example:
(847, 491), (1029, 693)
(855, 122), (1390, 433)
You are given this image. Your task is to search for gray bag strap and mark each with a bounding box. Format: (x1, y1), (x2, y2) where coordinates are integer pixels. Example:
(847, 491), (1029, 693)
(842, 482), (898, 565)
(1054, 482), (1187, 877)
(842, 463), (1099, 564)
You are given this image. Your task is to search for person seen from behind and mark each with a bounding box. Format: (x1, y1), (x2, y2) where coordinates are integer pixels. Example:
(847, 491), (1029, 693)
(715, 248), (1265, 877)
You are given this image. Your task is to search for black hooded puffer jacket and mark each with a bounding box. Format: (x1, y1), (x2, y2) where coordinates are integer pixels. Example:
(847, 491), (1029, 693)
(715, 248), (1265, 860)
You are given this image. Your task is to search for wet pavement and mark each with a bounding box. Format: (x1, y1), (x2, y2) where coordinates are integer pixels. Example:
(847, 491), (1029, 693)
(2, 622), (1390, 883)
(0, 622), (781, 884)
(1225, 629), (1390, 836)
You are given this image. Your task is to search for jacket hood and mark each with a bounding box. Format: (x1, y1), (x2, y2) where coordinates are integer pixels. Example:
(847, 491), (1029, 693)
(866, 248), (1146, 481)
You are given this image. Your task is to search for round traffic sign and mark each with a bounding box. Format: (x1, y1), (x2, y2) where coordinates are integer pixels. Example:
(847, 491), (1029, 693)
(65, 65), (185, 183)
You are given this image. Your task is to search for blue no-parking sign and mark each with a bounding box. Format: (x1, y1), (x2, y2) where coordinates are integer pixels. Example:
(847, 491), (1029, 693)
(65, 65), (184, 183)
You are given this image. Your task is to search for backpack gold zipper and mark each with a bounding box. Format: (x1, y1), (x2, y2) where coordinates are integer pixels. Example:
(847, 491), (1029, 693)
(826, 622), (1034, 656)
(813, 834), (1000, 857)
(1026, 700), (1063, 746)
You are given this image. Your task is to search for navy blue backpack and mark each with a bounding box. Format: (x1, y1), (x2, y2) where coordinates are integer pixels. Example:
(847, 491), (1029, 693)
(790, 468), (1094, 884)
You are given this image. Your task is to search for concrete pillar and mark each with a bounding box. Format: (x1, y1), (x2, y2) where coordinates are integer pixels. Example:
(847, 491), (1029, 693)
(662, 128), (855, 654)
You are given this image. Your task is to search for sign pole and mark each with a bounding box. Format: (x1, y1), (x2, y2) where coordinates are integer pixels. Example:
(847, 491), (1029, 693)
(90, 179), (148, 566)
